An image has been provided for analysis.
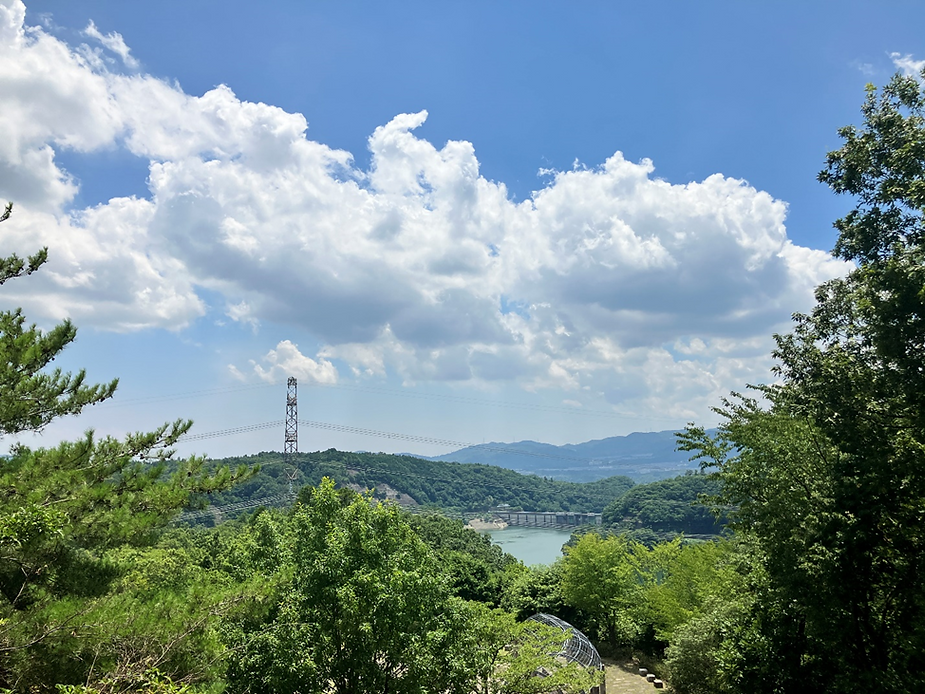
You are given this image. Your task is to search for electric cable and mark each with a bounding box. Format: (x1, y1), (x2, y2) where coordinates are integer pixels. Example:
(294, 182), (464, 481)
(297, 419), (596, 464)
(174, 417), (617, 467)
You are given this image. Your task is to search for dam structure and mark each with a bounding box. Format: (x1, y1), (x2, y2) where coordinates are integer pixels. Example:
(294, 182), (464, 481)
(494, 510), (602, 529)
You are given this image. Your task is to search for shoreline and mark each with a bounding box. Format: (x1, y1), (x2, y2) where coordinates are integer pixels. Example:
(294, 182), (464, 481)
(465, 518), (509, 531)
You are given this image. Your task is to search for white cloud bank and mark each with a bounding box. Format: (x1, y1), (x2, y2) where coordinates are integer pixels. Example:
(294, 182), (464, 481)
(0, 0), (850, 414)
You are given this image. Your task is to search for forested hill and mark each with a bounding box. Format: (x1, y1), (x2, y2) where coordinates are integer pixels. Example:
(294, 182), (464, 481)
(201, 449), (635, 513)
(603, 473), (725, 541)
(430, 429), (705, 483)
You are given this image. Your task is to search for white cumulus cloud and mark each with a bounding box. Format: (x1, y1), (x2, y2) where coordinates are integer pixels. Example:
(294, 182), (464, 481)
(251, 340), (338, 385)
(0, 0), (852, 423)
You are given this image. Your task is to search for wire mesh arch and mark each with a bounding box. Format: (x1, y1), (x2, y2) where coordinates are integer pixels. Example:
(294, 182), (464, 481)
(527, 613), (603, 671)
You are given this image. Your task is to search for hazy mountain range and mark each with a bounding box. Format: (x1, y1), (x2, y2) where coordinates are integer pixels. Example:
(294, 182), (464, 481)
(425, 429), (707, 483)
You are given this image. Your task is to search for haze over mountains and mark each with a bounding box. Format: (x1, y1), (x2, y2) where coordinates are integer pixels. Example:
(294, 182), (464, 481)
(428, 429), (703, 483)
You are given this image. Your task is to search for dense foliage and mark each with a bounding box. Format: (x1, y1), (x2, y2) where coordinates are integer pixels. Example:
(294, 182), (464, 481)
(676, 71), (925, 692)
(601, 472), (723, 539)
(0, 210), (248, 690)
(220, 481), (601, 694)
(506, 532), (740, 666)
(223, 479), (469, 694)
(204, 449), (635, 514)
(405, 513), (521, 604)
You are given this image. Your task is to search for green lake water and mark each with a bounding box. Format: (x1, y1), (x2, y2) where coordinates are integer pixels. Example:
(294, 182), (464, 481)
(480, 526), (574, 566)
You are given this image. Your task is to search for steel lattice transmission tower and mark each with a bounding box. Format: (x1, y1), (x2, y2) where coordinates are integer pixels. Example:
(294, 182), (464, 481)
(284, 377), (298, 458)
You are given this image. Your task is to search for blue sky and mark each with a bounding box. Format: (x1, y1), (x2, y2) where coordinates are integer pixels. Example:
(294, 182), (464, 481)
(1, 0), (922, 459)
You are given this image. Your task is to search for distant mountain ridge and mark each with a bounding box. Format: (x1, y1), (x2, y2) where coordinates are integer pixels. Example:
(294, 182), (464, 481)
(428, 429), (705, 483)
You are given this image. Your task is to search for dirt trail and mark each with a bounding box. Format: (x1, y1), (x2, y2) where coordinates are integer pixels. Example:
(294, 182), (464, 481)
(603, 659), (666, 694)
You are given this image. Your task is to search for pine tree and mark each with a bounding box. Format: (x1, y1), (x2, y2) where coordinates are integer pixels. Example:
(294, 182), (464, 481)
(0, 203), (246, 689)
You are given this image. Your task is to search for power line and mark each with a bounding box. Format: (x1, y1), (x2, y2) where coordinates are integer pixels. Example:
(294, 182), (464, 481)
(297, 419), (596, 464)
(174, 416), (620, 468)
(309, 381), (652, 421)
(173, 492), (295, 523)
(173, 404), (643, 522)
(179, 421), (283, 442)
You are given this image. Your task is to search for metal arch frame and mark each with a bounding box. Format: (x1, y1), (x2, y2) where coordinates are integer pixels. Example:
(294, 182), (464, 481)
(527, 613), (603, 671)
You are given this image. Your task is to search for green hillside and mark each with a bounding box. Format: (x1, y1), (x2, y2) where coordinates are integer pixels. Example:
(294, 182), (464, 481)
(602, 472), (725, 542)
(198, 448), (635, 515)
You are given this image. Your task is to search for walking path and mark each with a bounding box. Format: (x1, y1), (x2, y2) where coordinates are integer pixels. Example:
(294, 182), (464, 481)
(603, 659), (666, 694)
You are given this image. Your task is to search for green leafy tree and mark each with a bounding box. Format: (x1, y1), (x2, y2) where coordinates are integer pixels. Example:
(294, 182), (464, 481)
(637, 539), (736, 645)
(406, 513), (519, 605)
(207, 449), (634, 516)
(225, 478), (470, 694)
(663, 537), (804, 694)
(680, 71), (925, 692)
(0, 309), (117, 435)
(503, 561), (580, 627)
(663, 597), (744, 694)
(559, 532), (641, 651)
(0, 208), (246, 690)
(0, 204), (116, 436)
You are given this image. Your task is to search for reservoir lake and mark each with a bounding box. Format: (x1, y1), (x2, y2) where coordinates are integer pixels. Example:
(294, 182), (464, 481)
(479, 526), (574, 566)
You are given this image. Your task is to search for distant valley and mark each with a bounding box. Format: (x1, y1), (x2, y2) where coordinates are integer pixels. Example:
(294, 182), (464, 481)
(427, 429), (704, 483)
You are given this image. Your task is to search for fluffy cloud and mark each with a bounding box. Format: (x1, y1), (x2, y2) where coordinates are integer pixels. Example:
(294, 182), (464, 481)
(83, 20), (138, 69)
(0, 0), (851, 421)
(251, 340), (338, 385)
(0, 2), (123, 209)
(0, 199), (204, 330)
(892, 52), (925, 78)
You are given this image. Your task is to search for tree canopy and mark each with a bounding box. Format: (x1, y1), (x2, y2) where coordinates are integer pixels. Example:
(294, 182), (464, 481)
(601, 473), (723, 538)
(203, 448), (635, 515)
(222, 480), (602, 694)
(0, 209), (246, 690)
(678, 70), (925, 692)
